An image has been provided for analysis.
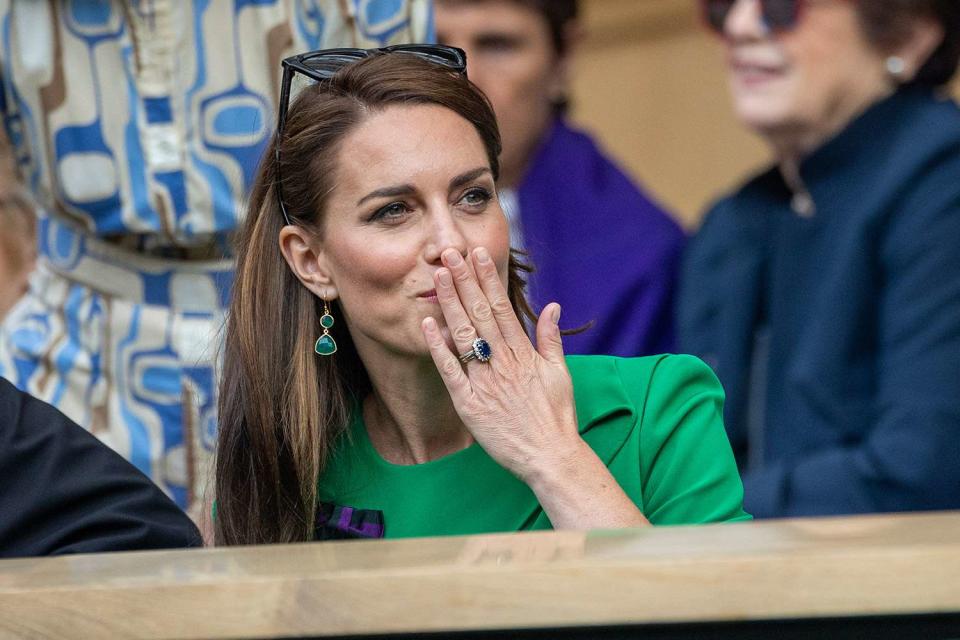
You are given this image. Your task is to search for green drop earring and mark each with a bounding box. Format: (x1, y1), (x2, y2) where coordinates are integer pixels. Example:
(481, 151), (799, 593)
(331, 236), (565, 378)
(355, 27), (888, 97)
(314, 299), (338, 356)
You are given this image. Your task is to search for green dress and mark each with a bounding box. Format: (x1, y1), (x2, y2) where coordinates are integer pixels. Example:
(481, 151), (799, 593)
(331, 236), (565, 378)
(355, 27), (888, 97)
(317, 354), (751, 538)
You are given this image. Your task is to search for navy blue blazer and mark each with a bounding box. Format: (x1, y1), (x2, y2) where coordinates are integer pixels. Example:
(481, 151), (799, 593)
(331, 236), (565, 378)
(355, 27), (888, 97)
(679, 87), (960, 518)
(0, 377), (201, 557)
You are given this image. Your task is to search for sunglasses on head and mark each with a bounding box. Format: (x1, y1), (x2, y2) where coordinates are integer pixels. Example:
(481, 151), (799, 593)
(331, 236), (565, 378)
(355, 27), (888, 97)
(700, 0), (808, 35)
(275, 44), (468, 226)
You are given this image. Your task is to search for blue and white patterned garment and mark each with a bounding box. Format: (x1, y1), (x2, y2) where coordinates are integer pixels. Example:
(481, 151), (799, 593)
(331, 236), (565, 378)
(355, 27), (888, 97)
(0, 0), (432, 519)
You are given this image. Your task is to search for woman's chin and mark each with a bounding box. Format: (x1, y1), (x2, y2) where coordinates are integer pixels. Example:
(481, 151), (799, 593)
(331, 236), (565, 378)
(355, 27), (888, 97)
(731, 93), (805, 141)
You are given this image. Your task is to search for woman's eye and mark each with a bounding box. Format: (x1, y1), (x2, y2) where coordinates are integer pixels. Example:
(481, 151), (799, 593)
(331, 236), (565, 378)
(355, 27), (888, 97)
(460, 188), (492, 207)
(372, 202), (410, 221)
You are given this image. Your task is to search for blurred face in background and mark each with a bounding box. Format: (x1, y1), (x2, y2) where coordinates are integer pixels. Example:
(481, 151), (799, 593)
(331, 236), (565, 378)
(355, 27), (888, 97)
(716, 0), (893, 154)
(436, 0), (568, 188)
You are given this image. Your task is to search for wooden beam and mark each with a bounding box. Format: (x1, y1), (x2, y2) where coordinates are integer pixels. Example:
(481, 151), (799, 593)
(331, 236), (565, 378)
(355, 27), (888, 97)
(1, 511), (959, 638)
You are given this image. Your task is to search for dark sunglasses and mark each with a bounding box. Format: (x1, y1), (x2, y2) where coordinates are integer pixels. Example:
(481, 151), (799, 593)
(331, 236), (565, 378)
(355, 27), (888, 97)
(700, 0), (807, 35)
(275, 44), (468, 226)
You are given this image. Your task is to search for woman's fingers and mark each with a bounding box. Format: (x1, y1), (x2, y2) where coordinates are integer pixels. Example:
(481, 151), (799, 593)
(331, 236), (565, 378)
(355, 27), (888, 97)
(434, 265), (480, 358)
(439, 248), (507, 355)
(471, 247), (529, 350)
(421, 316), (472, 396)
(535, 303), (566, 365)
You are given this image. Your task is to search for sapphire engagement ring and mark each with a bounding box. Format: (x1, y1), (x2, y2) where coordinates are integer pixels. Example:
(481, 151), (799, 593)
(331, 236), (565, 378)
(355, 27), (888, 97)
(458, 338), (492, 364)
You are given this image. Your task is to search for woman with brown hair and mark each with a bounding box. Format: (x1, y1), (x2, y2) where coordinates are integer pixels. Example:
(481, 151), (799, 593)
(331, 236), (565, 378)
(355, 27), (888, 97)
(215, 47), (749, 546)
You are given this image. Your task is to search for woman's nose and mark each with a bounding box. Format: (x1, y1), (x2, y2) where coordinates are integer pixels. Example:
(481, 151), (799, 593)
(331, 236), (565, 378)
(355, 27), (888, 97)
(425, 208), (469, 264)
(725, 0), (768, 41)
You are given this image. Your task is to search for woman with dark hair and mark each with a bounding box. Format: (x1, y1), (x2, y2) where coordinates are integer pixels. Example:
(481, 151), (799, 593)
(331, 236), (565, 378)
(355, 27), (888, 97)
(680, 0), (960, 518)
(435, 0), (686, 359)
(214, 49), (748, 546)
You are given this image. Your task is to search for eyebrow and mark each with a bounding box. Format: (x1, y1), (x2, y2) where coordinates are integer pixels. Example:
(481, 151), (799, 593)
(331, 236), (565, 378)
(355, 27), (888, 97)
(356, 167), (492, 206)
(450, 167), (491, 190)
(357, 184), (415, 206)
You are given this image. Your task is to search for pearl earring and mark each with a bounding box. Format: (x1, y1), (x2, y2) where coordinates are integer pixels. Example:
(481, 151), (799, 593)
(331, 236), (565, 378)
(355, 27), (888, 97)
(886, 56), (906, 79)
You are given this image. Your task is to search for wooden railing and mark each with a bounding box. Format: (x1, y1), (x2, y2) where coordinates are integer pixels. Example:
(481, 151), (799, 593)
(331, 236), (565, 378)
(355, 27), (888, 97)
(2, 511), (959, 639)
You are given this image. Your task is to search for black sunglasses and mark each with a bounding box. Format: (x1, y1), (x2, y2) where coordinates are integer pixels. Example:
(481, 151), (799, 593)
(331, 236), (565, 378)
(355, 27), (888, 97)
(275, 44), (468, 226)
(700, 0), (809, 35)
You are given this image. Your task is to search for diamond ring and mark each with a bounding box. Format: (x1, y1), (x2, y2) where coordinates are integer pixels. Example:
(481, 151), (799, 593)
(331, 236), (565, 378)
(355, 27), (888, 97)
(458, 338), (492, 364)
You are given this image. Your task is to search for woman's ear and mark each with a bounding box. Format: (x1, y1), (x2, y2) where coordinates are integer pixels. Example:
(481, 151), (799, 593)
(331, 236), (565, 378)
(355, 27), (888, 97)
(278, 225), (339, 300)
(893, 16), (944, 83)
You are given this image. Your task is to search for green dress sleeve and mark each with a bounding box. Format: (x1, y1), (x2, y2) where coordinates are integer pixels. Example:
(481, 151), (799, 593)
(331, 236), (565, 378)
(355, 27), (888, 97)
(628, 355), (751, 524)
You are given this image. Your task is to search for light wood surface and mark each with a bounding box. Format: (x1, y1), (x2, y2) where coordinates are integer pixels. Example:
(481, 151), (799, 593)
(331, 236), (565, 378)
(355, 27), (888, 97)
(1, 511), (959, 638)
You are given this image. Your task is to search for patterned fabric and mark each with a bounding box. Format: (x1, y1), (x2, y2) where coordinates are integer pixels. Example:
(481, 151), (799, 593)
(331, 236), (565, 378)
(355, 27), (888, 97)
(314, 502), (384, 540)
(2, 220), (230, 513)
(0, 0), (432, 517)
(0, 0), (433, 244)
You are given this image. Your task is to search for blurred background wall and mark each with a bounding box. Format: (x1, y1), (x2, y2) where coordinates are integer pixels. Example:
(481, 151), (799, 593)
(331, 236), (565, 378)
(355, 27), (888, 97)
(569, 0), (960, 229)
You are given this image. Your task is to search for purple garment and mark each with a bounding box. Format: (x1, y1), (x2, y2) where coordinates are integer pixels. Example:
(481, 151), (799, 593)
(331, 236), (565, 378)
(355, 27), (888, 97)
(315, 502), (384, 540)
(517, 119), (686, 356)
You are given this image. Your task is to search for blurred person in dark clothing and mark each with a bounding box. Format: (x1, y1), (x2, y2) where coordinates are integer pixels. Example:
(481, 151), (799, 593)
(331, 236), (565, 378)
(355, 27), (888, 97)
(680, 0), (960, 517)
(436, 0), (686, 357)
(0, 376), (201, 558)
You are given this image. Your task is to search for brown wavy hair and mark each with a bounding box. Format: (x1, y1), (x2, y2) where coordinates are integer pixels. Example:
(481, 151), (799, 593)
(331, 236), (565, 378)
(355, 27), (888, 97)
(214, 54), (539, 545)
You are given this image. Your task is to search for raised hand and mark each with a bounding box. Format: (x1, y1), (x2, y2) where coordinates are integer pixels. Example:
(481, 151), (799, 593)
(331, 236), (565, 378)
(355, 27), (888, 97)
(420, 246), (581, 483)
(420, 246), (648, 530)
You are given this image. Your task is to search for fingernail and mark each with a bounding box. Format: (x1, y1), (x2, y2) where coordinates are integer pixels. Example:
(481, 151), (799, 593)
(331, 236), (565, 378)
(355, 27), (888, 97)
(444, 249), (463, 266)
(437, 269), (453, 286)
(552, 304), (562, 324)
(475, 247), (491, 264)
